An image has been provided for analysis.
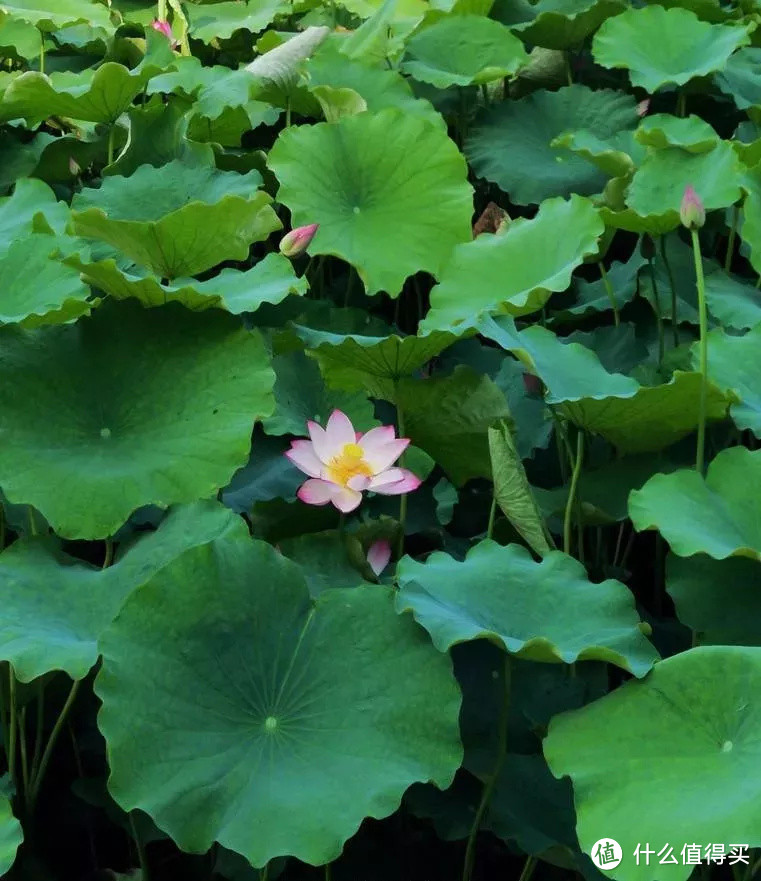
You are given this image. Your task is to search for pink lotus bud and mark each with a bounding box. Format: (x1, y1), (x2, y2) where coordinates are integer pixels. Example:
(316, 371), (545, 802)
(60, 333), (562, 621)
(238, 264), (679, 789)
(636, 98), (650, 117)
(68, 156), (81, 176)
(680, 185), (705, 230)
(151, 19), (175, 43)
(279, 223), (319, 258)
(367, 539), (391, 577)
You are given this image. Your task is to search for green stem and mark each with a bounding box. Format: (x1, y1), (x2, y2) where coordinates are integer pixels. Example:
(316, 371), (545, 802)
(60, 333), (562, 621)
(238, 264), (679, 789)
(28, 679), (80, 808)
(659, 236), (680, 348)
(107, 124), (116, 166)
(8, 668), (17, 786)
(27, 507), (37, 536)
(30, 682), (45, 784)
(102, 537), (114, 569)
(129, 812), (150, 881)
(324, 865), (332, 881)
(285, 97), (292, 128)
(486, 494), (497, 540)
(598, 262), (620, 326)
(563, 429), (584, 556)
(648, 257), (665, 365)
(462, 655), (511, 881)
(725, 204), (739, 273)
(396, 398), (407, 559)
(19, 707), (29, 806)
(39, 28), (45, 75)
(676, 90), (686, 118)
(344, 269), (354, 308)
(480, 83), (489, 106)
(564, 52), (573, 86)
(691, 227), (708, 475)
(517, 856), (538, 881)
(0, 504), (5, 549)
(259, 865), (269, 881)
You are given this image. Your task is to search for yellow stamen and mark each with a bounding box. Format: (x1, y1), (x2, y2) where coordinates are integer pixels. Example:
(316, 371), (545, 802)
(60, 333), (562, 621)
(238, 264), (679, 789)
(326, 442), (373, 487)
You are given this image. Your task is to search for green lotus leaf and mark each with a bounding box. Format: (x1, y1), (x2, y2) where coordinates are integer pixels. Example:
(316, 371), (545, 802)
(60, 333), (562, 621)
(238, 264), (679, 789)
(0, 55), (172, 125)
(629, 446), (761, 560)
(189, 100), (280, 147)
(278, 529), (373, 595)
(695, 326), (761, 437)
(553, 128), (644, 179)
(95, 534), (462, 866)
(0, 233), (93, 326)
(544, 645), (761, 881)
(262, 350), (378, 436)
(667, 554), (761, 646)
(246, 26), (330, 94)
(704, 269), (761, 330)
(290, 313), (456, 397)
(738, 165), (761, 276)
(0, 0), (113, 31)
(311, 84), (368, 122)
(423, 197), (603, 331)
(0, 177), (69, 252)
(635, 113), (719, 153)
(0, 128), (55, 188)
(646, 0), (740, 23)
(560, 371), (733, 454)
(625, 141), (743, 227)
(70, 159), (280, 278)
(0, 299), (275, 539)
(0, 14), (40, 60)
(592, 6), (752, 93)
(715, 47), (761, 110)
(0, 795), (22, 877)
(396, 541), (657, 676)
(501, 0), (626, 50)
(558, 249), (646, 320)
(396, 366), (510, 485)
(268, 108), (473, 296)
(72, 252), (306, 314)
(465, 86), (639, 205)
(306, 44), (442, 126)
(222, 433), (303, 511)
(400, 15), (528, 88)
(187, 0), (283, 41)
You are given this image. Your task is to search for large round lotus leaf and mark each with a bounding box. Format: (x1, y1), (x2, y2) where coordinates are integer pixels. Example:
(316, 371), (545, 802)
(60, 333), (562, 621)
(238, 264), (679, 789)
(70, 159), (281, 279)
(0, 177), (69, 253)
(592, 6), (752, 93)
(0, 233), (92, 327)
(423, 196), (604, 331)
(715, 47), (761, 110)
(0, 795), (22, 876)
(499, 0), (626, 50)
(268, 108), (473, 296)
(695, 326), (761, 437)
(0, 0), (113, 31)
(0, 299), (275, 539)
(71, 252), (306, 314)
(400, 15), (528, 88)
(465, 86), (639, 205)
(396, 540), (657, 676)
(187, 0), (282, 41)
(626, 141), (743, 225)
(559, 371), (733, 454)
(306, 46), (441, 126)
(95, 534), (462, 866)
(635, 113), (719, 154)
(629, 446), (761, 561)
(667, 554), (761, 646)
(0, 61), (168, 125)
(544, 646), (761, 881)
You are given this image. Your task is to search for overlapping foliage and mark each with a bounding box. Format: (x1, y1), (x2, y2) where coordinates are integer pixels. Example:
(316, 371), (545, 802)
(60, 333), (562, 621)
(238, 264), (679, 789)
(0, 1), (760, 880)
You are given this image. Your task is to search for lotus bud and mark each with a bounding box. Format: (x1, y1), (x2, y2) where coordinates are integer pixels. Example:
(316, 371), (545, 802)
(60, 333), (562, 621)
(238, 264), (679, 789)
(151, 19), (174, 41)
(680, 185), (705, 230)
(68, 156), (81, 177)
(366, 539), (391, 577)
(636, 98), (650, 117)
(279, 223), (319, 257)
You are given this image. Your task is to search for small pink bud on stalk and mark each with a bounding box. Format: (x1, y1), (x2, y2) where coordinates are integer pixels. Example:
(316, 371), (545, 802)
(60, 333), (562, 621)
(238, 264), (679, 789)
(366, 539), (391, 578)
(151, 19), (178, 47)
(279, 223), (319, 258)
(636, 98), (650, 117)
(68, 156), (81, 177)
(680, 185), (705, 230)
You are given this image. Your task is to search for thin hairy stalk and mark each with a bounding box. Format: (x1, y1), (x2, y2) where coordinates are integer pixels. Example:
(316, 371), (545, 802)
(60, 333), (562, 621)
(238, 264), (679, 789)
(599, 262), (620, 326)
(690, 227), (708, 475)
(563, 429), (584, 556)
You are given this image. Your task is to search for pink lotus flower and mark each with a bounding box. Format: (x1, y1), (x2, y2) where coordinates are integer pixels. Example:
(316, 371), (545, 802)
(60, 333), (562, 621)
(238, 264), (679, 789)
(279, 223), (319, 258)
(367, 539), (391, 577)
(680, 185), (705, 230)
(151, 19), (177, 47)
(285, 410), (421, 513)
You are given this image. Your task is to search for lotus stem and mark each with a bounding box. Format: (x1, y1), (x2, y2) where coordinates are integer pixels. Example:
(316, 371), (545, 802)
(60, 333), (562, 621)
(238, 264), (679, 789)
(691, 227), (708, 475)
(725, 204), (739, 273)
(8, 667), (17, 786)
(598, 262), (620, 326)
(563, 428), (584, 556)
(462, 654), (511, 881)
(129, 812), (150, 881)
(28, 678), (80, 809)
(396, 399), (407, 558)
(486, 494), (497, 540)
(659, 236), (679, 347)
(647, 256), (665, 365)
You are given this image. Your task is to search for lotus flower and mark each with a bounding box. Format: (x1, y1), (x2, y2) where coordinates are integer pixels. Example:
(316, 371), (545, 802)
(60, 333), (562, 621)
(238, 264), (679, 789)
(680, 185), (705, 230)
(367, 539), (391, 577)
(279, 223), (318, 257)
(285, 410), (421, 513)
(151, 19), (177, 46)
